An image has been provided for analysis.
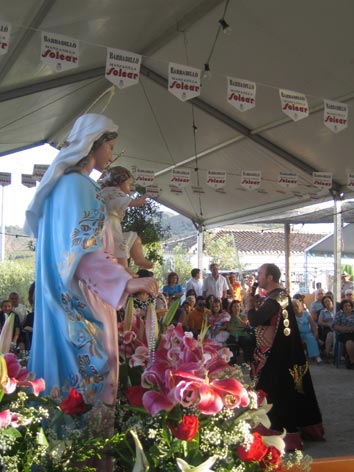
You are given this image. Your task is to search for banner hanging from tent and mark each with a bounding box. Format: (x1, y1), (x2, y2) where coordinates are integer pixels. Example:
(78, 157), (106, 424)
(312, 172), (332, 189)
(323, 99), (348, 133)
(206, 170), (226, 189)
(145, 185), (160, 198)
(168, 62), (201, 102)
(21, 174), (37, 188)
(0, 172), (11, 186)
(227, 77), (256, 111)
(279, 89), (309, 122)
(347, 172), (354, 190)
(240, 170), (261, 190)
(134, 168), (155, 187)
(0, 21), (11, 55)
(33, 164), (49, 181)
(170, 168), (191, 188)
(105, 48), (141, 89)
(169, 185), (183, 195)
(41, 32), (79, 71)
(278, 172), (298, 188)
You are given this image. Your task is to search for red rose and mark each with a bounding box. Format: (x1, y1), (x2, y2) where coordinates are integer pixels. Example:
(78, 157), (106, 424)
(126, 385), (145, 407)
(237, 432), (268, 462)
(60, 387), (88, 415)
(169, 415), (199, 441)
(261, 446), (282, 470)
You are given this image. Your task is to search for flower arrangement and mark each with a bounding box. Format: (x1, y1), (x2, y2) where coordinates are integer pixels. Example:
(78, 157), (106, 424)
(0, 352), (126, 472)
(0, 302), (311, 471)
(114, 301), (312, 471)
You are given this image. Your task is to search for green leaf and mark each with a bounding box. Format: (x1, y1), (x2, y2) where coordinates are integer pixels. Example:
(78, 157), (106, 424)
(1, 426), (22, 438)
(36, 426), (49, 447)
(161, 298), (180, 331)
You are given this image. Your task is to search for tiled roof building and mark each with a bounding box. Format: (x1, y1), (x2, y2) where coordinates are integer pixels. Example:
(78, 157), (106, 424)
(164, 229), (324, 255)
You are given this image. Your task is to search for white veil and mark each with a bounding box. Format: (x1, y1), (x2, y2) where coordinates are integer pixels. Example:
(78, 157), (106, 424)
(24, 113), (118, 237)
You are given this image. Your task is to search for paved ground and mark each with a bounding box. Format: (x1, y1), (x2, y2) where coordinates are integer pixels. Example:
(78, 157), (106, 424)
(302, 361), (354, 459)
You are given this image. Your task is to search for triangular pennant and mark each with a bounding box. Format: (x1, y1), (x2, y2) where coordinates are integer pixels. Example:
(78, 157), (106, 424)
(0, 20), (11, 55)
(105, 48), (141, 89)
(41, 31), (79, 71)
(227, 77), (256, 111)
(279, 89), (309, 121)
(168, 62), (201, 101)
(324, 99), (348, 133)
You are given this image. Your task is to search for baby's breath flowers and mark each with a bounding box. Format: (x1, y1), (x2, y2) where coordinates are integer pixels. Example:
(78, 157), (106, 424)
(113, 318), (312, 471)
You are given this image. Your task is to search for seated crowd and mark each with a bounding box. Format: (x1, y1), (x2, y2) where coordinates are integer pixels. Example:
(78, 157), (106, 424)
(2, 269), (354, 370)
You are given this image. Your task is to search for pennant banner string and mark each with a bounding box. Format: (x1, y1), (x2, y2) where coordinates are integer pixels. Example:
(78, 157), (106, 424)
(203, 0), (230, 70)
(4, 16), (354, 108)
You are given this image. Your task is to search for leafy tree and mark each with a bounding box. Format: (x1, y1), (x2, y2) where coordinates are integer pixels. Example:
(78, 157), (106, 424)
(342, 264), (353, 277)
(161, 243), (193, 286)
(122, 189), (170, 266)
(204, 231), (240, 271)
(0, 261), (35, 308)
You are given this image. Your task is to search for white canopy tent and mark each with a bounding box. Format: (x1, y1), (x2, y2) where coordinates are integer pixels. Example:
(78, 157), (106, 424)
(1, 0), (354, 294)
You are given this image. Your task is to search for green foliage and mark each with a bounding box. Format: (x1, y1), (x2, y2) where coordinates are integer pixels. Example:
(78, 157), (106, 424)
(162, 243), (193, 286)
(121, 189), (170, 268)
(342, 264), (353, 277)
(122, 191), (170, 245)
(0, 387), (126, 472)
(0, 261), (35, 307)
(204, 232), (239, 271)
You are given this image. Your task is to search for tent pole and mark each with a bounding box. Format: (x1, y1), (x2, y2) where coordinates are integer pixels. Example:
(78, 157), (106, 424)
(197, 226), (204, 274)
(284, 223), (291, 293)
(0, 186), (4, 262)
(232, 232), (243, 283)
(333, 194), (342, 302)
(304, 250), (309, 292)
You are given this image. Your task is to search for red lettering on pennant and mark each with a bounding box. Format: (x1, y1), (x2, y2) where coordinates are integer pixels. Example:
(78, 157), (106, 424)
(283, 102), (308, 113)
(106, 67), (138, 80)
(169, 80), (200, 92)
(228, 92), (254, 104)
(42, 49), (78, 63)
(325, 115), (347, 124)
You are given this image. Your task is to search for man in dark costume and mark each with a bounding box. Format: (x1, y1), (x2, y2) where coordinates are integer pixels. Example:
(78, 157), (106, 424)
(247, 263), (325, 451)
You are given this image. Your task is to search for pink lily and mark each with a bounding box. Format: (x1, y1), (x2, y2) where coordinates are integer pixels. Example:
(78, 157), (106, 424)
(2, 353), (45, 396)
(4, 353), (29, 380)
(2, 373), (45, 397)
(142, 368), (177, 415)
(129, 345), (150, 368)
(0, 410), (11, 428)
(16, 378), (46, 396)
(0, 410), (20, 428)
(143, 389), (176, 416)
(172, 370), (249, 415)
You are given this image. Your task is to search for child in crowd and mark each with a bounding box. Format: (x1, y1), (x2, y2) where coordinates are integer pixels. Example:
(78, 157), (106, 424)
(100, 166), (153, 275)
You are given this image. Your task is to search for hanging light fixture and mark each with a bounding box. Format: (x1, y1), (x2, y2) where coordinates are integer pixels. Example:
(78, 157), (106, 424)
(219, 18), (232, 35)
(203, 63), (211, 80)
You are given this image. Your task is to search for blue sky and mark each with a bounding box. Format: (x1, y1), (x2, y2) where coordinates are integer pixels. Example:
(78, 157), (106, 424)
(0, 144), (58, 227)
